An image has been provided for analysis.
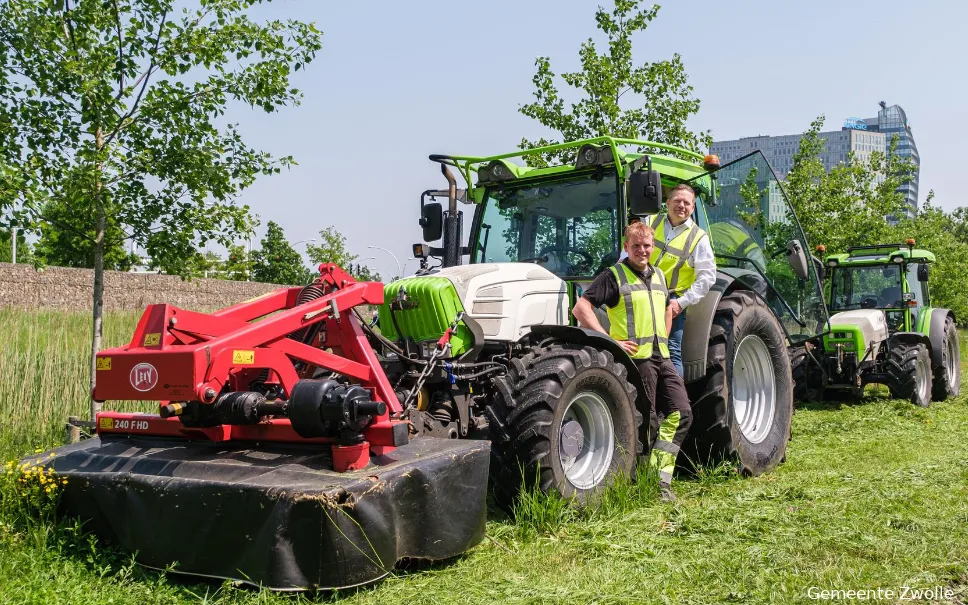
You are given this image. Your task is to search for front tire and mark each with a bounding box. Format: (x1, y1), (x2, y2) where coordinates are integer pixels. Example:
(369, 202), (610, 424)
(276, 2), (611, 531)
(487, 344), (641, 508)
(683, 290), (793, 476)
(887, 342), (932, 407)
(932, 317), (961, 401)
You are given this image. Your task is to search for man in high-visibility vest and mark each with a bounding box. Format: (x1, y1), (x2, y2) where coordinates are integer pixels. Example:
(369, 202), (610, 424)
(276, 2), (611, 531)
(572, 222), (693, 502)
(643, 183), (716, 377)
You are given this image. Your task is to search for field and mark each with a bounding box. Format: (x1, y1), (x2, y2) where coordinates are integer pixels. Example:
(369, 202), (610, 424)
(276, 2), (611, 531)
(1, 309), (967, 604)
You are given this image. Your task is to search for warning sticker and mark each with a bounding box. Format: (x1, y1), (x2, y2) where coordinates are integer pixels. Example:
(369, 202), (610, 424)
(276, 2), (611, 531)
(99, 417), (114, 430)
(143, 333), (161, 346)
(232, 350), (255, 365)
(96, 357), (112, 371)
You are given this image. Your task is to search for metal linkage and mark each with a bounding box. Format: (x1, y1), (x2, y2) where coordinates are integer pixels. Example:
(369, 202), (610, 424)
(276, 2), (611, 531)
(91, 264), (405, 449)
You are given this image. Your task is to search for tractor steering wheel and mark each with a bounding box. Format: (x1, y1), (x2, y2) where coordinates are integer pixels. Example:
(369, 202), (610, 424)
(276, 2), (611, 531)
(537, 245), (594, 274)
(538, 245), (594, 265)
(860, 296), (884, 309)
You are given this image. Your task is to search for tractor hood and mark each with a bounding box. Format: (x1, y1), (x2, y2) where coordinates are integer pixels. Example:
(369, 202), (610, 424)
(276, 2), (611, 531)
(828, 309), (888, 352)
(380, 263), (568, 350)
(429, 263), (569, 341)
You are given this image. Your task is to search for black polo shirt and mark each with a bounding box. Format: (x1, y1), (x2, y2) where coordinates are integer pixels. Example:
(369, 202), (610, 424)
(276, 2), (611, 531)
(582, 259), (658, 309)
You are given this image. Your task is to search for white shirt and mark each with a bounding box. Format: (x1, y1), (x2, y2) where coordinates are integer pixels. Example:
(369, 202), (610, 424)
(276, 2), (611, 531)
(621, 216), (716, 309)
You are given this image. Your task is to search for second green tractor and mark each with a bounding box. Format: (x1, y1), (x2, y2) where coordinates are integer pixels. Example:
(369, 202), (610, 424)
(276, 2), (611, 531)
(792, 242), (961, 406)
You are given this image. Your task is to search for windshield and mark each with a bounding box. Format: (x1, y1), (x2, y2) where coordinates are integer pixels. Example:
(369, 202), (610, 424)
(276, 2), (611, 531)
(474, 172), (621, 278)
(830, 264), (904, 311)
(689, 152), (829, 342)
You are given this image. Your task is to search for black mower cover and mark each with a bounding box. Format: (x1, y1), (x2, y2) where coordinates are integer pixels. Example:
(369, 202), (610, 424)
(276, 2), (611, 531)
(25, 435), (490, 590)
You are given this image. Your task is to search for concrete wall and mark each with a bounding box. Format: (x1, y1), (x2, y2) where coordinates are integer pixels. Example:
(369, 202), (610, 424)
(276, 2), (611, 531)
(0, 263), (283, 312)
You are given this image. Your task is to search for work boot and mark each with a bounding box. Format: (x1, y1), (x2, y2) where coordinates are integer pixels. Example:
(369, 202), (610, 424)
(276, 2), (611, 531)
(659, 484), (677, 503)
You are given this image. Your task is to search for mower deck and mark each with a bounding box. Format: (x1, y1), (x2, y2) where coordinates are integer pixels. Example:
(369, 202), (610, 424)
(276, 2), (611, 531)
(29, 434), (489, 590)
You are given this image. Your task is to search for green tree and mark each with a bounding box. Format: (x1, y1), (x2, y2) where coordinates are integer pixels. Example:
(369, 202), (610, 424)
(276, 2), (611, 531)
(223, 244), (252, 282)
(250, 221), (311, 285)
(33, 199), (136, 270)
(305, 226), (380, 282)
(950, 203), (968, 243)
(895, 197), (968, 324)
(0, 227), (30, 264)
(0, 1), (322, 417)
(519, 0), (711, 166)
(184, 249), (223, 279)
(784, 116), (913, 254)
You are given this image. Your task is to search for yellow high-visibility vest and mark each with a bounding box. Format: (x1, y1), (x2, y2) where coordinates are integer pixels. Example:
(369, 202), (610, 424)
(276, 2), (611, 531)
(607, 263), (670, 359)
(647, 215), (708, 296)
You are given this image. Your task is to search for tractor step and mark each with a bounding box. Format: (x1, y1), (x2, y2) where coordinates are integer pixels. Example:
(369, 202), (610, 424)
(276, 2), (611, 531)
(26, 435), (489, 590)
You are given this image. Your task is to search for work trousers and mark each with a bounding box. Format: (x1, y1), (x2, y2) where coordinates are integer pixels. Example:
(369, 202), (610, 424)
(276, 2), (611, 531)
(637, 355), (693, 486)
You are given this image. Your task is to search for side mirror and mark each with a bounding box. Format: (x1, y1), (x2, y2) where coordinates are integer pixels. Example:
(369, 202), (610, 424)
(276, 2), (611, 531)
(419, 202), (443, 242)
(917, 264), (929, 282)
(811, 255), (825, 281)
(628, 170), (662, 216)
(786, 240), (809, 280)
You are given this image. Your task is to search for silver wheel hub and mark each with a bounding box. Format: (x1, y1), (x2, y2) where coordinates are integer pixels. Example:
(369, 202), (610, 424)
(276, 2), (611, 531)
(560, 420), (584, 458)
(733, 335), (777, 444)
(558, 392), (614, 490)
(945, 336), (957, 386)
(916, 353), (929, 403)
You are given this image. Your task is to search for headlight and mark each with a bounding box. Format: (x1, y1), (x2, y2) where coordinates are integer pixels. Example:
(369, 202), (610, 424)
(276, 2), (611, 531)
(574, 144), (612, 169)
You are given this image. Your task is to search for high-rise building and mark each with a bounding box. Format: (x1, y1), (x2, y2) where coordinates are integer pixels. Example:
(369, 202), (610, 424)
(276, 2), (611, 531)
(863, 102), (920, 214)
(710, 103), (920, 215)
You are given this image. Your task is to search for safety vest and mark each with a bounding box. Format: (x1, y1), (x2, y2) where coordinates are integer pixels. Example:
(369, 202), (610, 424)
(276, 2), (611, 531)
(647, 215), (708, 296)
(607, 263), (670, 359)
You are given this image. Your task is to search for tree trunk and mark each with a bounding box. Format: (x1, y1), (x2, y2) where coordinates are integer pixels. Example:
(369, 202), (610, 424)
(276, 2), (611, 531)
(89, 126), (107, 423)
(89, 203), (106, 423)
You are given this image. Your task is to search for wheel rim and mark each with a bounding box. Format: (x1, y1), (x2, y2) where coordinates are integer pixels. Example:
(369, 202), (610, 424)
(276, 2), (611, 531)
(945, 335), (958, 387)
(916, 352), (929, 403)
(733, 335), (776, 444)
(558, 391), (614, 490)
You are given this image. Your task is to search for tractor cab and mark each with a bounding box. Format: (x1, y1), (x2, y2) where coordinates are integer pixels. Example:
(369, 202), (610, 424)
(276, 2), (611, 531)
(407, 139), (829, 348)
(824, 241), (935, 334)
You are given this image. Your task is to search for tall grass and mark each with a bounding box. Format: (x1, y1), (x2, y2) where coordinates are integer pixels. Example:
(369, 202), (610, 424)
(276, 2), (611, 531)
(0, 309), (141, 460)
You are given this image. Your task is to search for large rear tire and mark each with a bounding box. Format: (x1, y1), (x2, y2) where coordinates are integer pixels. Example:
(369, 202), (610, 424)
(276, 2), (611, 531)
(682, 291), (793, 476)
(486, 344), (642, 508)
(887, 342), (932, 407)
(931, 317), (961, 401)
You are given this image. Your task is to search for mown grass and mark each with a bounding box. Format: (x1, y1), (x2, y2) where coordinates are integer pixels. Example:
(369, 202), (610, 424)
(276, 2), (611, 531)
(0, 315), (966, 604)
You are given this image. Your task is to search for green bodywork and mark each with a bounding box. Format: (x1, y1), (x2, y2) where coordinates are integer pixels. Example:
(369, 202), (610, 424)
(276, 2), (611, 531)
(379, 277), (473, 357)
(438, 136), (714, 203)
(824, 247), (936, 266)
(823, 325), (867, 358)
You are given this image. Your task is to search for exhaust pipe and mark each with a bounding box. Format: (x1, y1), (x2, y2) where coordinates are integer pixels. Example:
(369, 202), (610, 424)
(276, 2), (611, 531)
(441, 164), (461, 267)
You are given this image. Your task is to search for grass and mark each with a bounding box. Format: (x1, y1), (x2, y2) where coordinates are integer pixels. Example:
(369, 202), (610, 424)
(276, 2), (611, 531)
(1, 314), (967, 604)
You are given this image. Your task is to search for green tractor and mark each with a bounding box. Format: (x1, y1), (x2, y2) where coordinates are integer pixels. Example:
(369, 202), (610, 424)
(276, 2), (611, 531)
(792, 242), (961, 406)
(376, 137), (830, 504)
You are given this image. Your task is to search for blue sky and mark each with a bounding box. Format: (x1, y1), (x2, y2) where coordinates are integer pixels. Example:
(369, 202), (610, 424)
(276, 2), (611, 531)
(228, 0), (965, 280)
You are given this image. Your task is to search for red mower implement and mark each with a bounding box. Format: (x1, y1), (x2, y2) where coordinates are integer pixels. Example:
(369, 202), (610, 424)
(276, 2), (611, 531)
(29, 264), (489, 590)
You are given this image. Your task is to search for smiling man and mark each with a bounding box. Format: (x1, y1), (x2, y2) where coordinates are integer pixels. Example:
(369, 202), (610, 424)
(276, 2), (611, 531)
(572, 222), (693, 502)
(643, 183), (716, 377)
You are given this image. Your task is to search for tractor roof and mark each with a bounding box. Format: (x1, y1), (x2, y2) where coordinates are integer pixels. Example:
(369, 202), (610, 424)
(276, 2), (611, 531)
(431, 136), (712, 203)
(825, 243), (936, 266)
